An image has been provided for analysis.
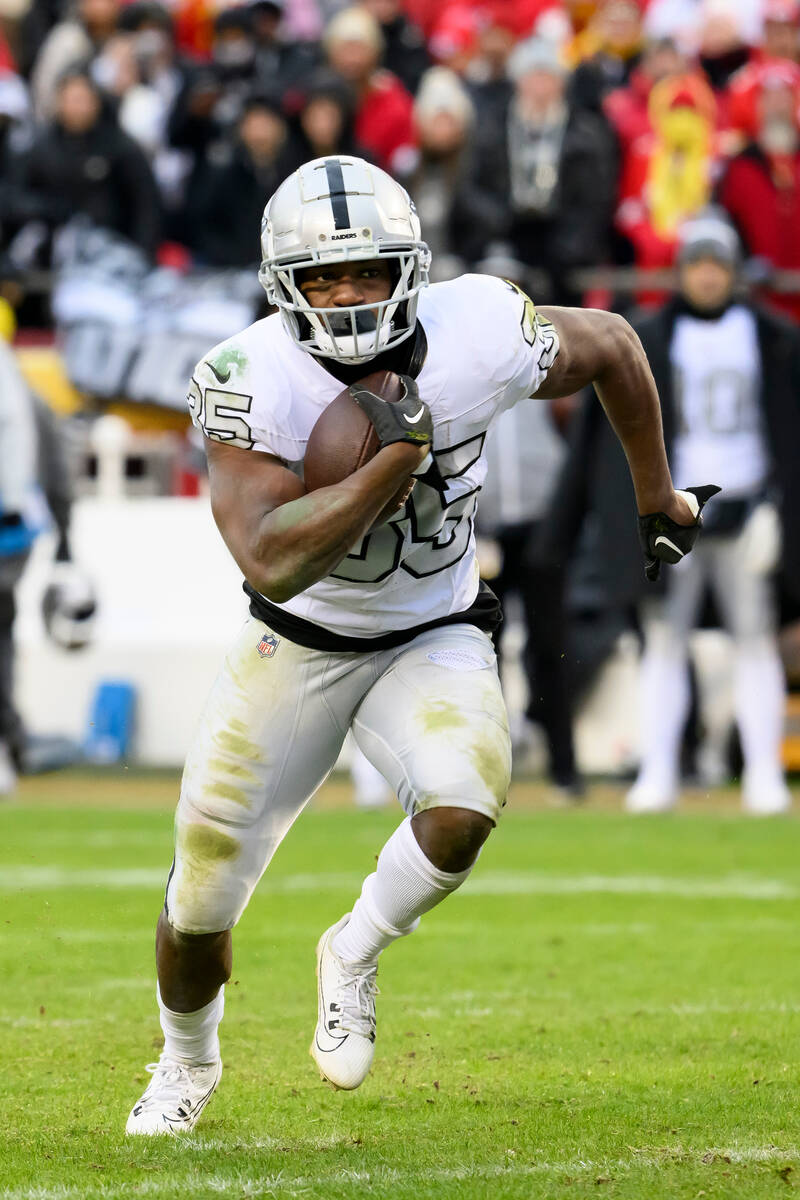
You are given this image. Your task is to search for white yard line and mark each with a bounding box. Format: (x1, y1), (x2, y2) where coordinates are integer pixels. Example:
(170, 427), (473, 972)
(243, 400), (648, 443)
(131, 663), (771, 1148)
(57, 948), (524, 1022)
(0, 867), (795, 900)
(0, 868), (168, 889)
(467, 872), (797, 899)
(4, 1148), (799, 1200)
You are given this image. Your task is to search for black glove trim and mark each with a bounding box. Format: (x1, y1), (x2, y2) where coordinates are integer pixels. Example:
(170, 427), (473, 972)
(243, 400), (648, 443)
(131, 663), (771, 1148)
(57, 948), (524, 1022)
(638, 484), (722, 582)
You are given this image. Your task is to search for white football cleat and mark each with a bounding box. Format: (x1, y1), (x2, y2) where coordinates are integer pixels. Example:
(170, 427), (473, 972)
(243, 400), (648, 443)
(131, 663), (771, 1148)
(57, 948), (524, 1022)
(310, 915), (378, 1091)
(742, 774), (792, 816)
(624, 781), (677, 814)
(125, 1053), (222, 1135)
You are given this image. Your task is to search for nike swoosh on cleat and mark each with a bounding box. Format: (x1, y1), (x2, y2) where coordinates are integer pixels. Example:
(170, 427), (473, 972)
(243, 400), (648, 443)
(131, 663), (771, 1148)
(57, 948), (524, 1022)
(316, 952), (349, 1051)
(404, 406), (425, 424)
(160, 1080), (218, 1128)
(315, 1029), (349, 1054)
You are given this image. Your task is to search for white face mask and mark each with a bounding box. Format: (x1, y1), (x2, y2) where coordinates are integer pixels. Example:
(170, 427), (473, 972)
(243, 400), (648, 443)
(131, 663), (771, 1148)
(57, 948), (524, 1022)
(310, 306), (394, 362)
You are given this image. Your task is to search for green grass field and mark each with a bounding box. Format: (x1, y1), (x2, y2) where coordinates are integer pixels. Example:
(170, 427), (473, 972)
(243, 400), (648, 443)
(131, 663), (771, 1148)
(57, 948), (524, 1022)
(1, 772), (799, 1199)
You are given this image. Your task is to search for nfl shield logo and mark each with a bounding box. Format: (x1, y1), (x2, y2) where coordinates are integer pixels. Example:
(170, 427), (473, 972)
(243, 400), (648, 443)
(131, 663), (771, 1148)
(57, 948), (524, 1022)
(256, 630), (279, 658)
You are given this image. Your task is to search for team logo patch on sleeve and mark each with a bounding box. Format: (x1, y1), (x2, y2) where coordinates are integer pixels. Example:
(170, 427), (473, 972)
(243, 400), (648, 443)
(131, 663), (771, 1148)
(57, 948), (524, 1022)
(256, 630), (280, 658)
(504, 279), (538, 347)
(503, 278), (560, 368)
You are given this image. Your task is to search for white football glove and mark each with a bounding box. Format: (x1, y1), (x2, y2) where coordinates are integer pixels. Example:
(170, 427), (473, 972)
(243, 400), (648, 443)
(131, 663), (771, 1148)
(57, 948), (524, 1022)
(41, 562), (97, 650)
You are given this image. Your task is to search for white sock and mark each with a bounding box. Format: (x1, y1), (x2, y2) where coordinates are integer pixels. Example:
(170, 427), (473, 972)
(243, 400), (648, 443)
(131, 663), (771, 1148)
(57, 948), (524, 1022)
(634, 651), (690, 795)
(734, 640), (787, 786)
(157, 985), (224, 1065)
(332, 816), (473, 967)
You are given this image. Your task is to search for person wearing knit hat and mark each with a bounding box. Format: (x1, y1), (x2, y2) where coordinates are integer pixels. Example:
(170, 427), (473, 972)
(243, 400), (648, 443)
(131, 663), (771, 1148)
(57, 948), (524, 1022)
(507, 34), (568, 82)
(408, 66), (474, 281)
(324, 6), (385, 59)
(676, 210), (740, 269)
(455, 32), (617, 298)
(324, 5), (417, 176)
(626, 210), (796, 815)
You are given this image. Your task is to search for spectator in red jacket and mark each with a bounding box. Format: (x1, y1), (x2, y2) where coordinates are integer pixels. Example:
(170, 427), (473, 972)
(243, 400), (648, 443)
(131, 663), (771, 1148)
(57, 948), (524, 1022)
(323, 6), (417, 177)
(603, 35), (686, 154)
(615, 72), (719, 275)
(726, 54), (800, 149)
(718, 68), (800, 320)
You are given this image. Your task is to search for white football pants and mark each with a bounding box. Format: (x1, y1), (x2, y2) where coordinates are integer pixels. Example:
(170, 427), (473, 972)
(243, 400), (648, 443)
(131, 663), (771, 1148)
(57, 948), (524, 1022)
(634, 533), (786, 795)
(165, 618), (511, 933)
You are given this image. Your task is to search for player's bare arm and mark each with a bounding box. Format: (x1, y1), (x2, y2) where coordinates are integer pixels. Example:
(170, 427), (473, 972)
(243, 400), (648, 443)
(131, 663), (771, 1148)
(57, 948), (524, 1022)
(206, 437), (426, 603)
(534, 306), (693, 524)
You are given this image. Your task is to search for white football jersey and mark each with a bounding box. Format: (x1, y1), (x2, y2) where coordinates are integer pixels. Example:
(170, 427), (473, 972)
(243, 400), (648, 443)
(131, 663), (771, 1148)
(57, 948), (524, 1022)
(188, 273), (559, 638)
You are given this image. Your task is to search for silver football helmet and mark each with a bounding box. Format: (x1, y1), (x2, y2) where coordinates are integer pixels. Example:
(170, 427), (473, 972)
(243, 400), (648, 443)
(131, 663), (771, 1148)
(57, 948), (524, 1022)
(259, 156), (430, 364)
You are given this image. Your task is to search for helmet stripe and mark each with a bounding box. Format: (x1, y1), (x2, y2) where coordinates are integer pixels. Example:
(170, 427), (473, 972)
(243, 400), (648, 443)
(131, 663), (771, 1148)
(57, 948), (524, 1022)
(324, 158), (350, 230)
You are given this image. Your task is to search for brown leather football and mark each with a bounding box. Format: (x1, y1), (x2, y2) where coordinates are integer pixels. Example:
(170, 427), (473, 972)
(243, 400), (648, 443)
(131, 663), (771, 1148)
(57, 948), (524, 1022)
(304, 370), (414, 525)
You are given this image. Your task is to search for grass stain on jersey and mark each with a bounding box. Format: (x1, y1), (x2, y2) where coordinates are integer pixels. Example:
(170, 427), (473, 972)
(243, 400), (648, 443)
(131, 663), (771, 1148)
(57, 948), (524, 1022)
(471, 737), (511, 808)
(206, 756), (258, 807)
(418, 700), (465, 735)
(180, 823), (240, 864)
(209, 780), (252, 808)
(216, 720), (262, 762)
(174, 823), (240, 914)
(211, 347), (248, 379)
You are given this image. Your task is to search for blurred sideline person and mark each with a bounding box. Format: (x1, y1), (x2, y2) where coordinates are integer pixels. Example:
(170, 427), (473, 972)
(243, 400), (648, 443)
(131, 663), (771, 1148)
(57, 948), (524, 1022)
(0, 332), (93, 794)
(125, 154), (713, 1136)
(627, 213), (799, 815)
(0, 335), (38, 793)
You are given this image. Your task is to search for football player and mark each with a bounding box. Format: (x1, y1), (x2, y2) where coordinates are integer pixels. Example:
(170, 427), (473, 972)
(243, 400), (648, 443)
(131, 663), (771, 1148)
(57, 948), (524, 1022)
(126, 155), (716, 1134)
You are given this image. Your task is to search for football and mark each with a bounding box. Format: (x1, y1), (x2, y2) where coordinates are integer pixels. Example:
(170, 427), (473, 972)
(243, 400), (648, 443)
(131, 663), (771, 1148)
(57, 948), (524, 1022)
(304, 370), (415, 526)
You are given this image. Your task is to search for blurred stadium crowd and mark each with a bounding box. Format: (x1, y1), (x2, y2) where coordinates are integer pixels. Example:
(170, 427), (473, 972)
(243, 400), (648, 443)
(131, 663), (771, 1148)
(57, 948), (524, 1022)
(2, 0), (800, 297)
(1, 0), (800, 806)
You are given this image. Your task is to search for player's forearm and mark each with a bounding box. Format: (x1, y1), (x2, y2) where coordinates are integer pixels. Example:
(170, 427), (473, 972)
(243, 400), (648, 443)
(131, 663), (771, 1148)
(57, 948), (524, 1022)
(592, 319), (675, 514)
(248, 447), (419, 601)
